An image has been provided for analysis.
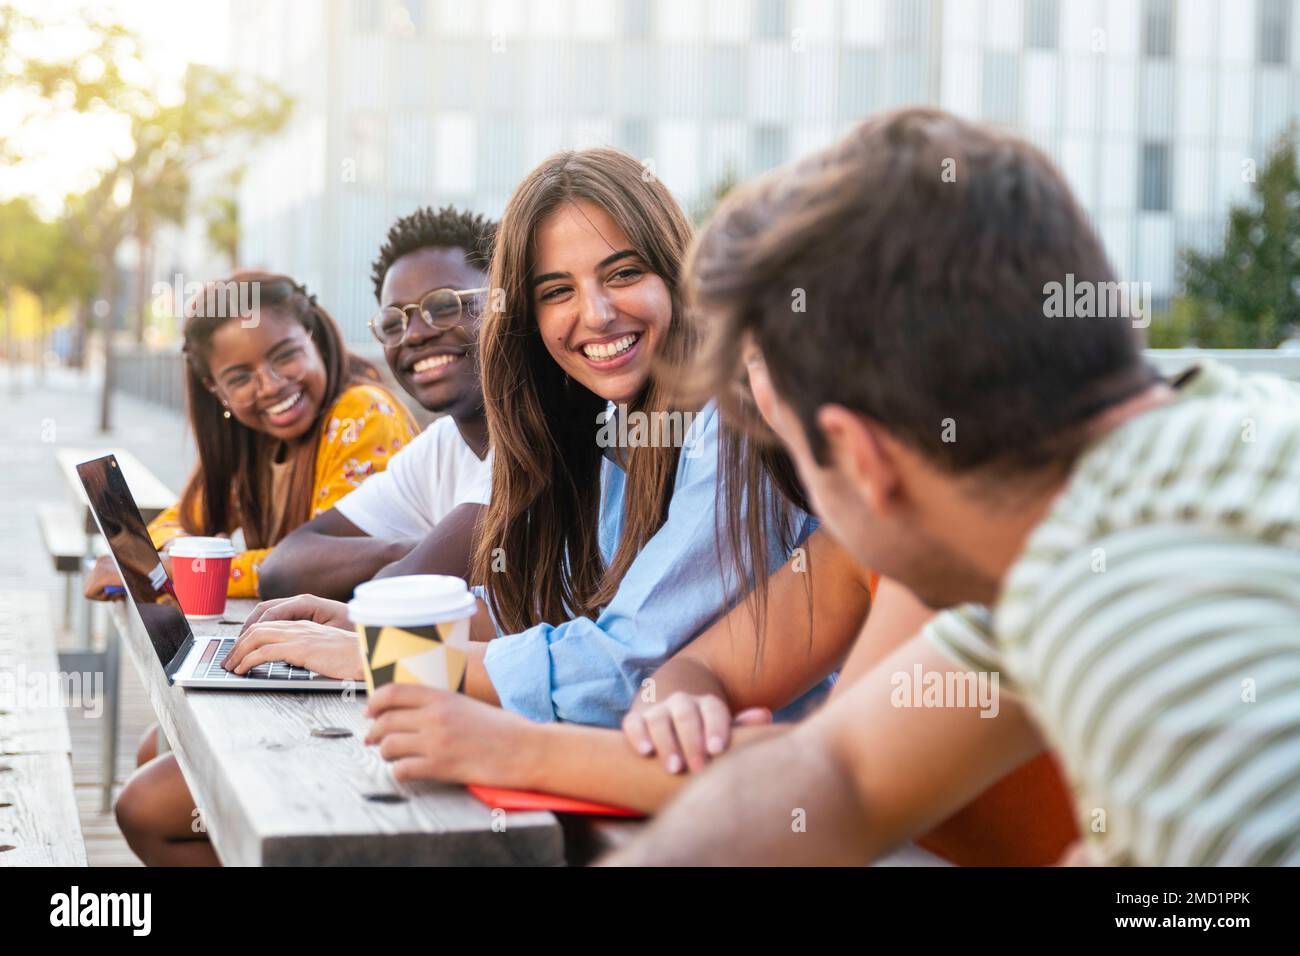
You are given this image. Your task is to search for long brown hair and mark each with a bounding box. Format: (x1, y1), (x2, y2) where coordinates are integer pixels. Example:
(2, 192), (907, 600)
(176, 271), (376, 548)
(471, 148), (700, 632)
(714, 396), (812, 651)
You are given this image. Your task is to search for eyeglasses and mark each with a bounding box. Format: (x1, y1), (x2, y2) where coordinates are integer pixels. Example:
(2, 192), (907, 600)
(217, 332), (315, 408)
(369, 287), (487, 347)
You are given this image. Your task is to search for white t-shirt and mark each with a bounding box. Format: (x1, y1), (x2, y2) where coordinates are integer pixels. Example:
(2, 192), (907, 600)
(334, 415), (492, 538)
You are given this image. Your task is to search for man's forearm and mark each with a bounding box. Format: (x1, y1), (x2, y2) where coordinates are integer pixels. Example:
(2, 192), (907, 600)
(374, 503), (482, 582)
(258, 535), (417, 600)
(602, 723), (876, 866)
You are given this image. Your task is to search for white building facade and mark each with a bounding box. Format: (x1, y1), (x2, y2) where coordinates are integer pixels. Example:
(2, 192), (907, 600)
(230, 0), (1300, 342)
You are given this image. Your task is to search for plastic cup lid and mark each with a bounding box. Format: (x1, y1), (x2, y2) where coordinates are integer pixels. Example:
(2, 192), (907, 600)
(348, 574), (477, 627)
(169, 536), (237, 559)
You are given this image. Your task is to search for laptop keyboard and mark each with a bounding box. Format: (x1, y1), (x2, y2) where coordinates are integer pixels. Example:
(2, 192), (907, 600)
(196, 638), (319, 681)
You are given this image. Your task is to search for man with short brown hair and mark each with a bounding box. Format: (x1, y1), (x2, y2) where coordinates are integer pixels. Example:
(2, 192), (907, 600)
(608, 108), (1300, 867)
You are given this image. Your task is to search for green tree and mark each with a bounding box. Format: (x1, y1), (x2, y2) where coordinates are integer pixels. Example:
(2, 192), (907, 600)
(0, 4), (147, 163)
(1160, 129), (1300, 348)
(3, 5), (293, 424)
(116, 64), (291, 343)
(203, 166), (245, 270)
(87, 63), (292, 424)
(0, 198), (54, 389)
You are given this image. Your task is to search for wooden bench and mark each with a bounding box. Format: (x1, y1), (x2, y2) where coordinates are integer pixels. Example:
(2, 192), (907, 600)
(56, 447), (175, 533)
(36, 503), (88, 634)
(0, 591), (87, 866)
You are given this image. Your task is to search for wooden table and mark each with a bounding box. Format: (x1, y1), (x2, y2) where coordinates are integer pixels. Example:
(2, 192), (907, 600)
(109, 599), (566, 866)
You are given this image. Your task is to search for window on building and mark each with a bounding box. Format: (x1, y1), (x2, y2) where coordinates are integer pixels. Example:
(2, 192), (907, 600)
(479, 117), (523, 193)
(751, 125), (787, 173)
(352, 0), (383, 32)
(1025, 0), (1059, 50)
(754, 0), (786, 40)
(620, 117), (653, 161)
(624, 0), (652, 38)
(1259, 0), (1291, 64)
(350, 113), (387, 187)
(1142, 0), (1174, 58)
(1140, 142), (1171, 212)
(838, 48), (879, 120)
(573, 43), (611, 114)
(710, 45), (746, 117)
(402, 1), (426, 32)
(981, 52), (1019, 125)
(893, 0), (926, 46)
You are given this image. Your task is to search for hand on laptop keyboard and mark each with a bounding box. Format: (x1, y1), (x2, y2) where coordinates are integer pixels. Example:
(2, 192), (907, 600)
(205, 638), (317, 681)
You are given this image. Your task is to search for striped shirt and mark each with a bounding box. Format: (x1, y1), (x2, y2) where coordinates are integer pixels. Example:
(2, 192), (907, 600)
(926, 360), (1300, 866)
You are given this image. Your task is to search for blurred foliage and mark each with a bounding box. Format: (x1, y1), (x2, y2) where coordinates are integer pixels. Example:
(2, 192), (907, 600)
(692, 162), (740, 226)
(0, 195), (92, 362)
(0, 3), (292, 354)
(1154, 128), (1300, 348)
(0, 4), (148, 163)
(202, 165), (245, 269)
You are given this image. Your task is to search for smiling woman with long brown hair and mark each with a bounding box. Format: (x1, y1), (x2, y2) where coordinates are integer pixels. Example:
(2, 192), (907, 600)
(216, 150), (827, 733)
(372, 146), (824, 727)
(210, 149), (825, 775)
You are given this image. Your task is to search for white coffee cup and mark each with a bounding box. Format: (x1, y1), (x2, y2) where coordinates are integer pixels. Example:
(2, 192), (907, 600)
(348, 575), (476, 694)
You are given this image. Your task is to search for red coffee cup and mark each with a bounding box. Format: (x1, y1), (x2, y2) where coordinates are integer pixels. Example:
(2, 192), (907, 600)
(169, 537), (236, 620)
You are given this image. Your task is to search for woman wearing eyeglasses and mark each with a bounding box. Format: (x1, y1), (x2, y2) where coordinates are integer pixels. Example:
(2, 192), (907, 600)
(228, 149), (822, 730)
(85, 272), (418, 604)
(94, 272), (417, 866)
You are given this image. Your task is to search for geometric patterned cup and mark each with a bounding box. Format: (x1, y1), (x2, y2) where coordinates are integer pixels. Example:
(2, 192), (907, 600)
(348, 575), (477, 696)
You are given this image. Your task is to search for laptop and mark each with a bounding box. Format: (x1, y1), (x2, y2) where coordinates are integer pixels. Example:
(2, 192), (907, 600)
(77, 454), (354, 691)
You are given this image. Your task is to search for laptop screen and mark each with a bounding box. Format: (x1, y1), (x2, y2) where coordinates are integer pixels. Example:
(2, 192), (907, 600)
(76, 454), (192, 673)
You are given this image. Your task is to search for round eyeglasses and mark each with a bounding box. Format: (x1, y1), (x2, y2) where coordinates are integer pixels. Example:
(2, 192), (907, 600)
(369, 287), (487, 347)
(216, 333), (316, 408)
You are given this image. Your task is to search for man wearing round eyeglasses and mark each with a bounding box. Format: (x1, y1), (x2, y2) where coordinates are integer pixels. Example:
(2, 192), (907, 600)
(255, 207), (496, 601)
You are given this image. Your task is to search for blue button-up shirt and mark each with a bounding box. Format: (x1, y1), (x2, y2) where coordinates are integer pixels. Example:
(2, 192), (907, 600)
(482, 402), (828, 727)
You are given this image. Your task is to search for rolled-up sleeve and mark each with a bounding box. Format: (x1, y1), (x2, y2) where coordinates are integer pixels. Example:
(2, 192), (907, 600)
(484, 405), (815, 726)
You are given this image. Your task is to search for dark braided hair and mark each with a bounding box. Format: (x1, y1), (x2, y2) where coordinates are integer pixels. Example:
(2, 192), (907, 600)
(370, 205), (497, 302)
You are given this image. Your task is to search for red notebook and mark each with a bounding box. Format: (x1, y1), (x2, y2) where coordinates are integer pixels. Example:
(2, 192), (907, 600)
(466, 784), (644, 818)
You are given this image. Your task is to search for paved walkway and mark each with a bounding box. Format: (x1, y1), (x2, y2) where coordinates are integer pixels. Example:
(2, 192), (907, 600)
(1, 363), (194, 866)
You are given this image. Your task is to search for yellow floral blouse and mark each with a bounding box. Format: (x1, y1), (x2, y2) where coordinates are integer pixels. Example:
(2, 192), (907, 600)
(147, 383), (418, 598)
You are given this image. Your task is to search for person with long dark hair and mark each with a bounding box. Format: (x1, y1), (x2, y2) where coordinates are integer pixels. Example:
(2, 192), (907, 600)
(226, 148), (824, 725)
(86, 272), (417, 601)
(96, 272), (417, 866)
